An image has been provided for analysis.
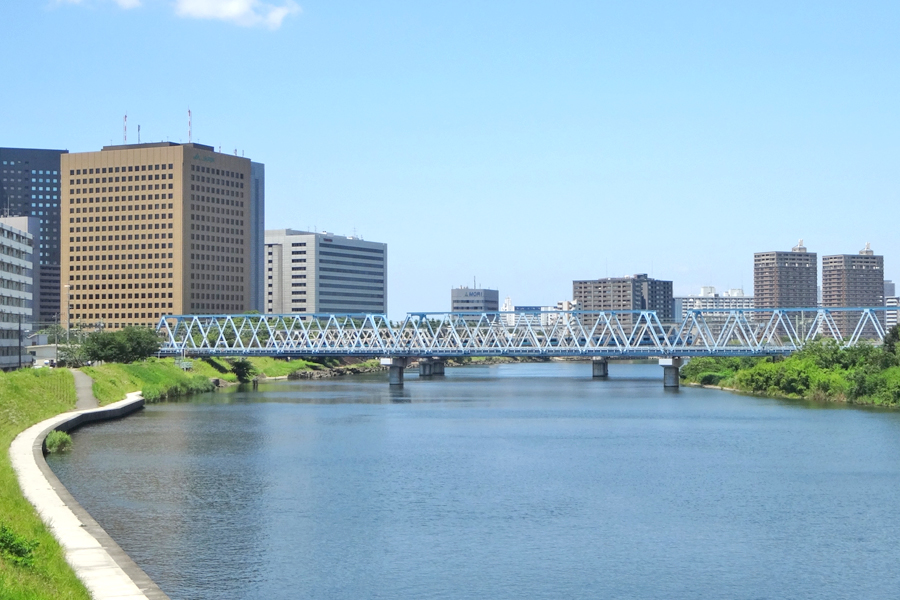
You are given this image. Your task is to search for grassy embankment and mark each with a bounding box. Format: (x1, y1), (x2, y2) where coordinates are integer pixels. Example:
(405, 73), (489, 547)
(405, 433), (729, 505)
(681, 337), (900, 407)
(81, 356), (325, 405)
(0, 368), (90, 600)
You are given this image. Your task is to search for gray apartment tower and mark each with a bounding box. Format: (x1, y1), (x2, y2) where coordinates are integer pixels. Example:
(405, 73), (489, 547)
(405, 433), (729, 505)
(573, 274), (674, 322)
(264, 229), (387, 314)
(0, 147), (67, 325)
(753, 240), (818, 309)
(822, 243), (885, 336)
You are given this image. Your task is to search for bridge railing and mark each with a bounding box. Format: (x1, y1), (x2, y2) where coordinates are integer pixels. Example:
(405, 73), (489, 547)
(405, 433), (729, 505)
(156, 308), (891, 358)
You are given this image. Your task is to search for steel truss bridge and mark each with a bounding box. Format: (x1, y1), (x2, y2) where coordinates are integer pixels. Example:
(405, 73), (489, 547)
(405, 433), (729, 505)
(156, 308), (890, 359)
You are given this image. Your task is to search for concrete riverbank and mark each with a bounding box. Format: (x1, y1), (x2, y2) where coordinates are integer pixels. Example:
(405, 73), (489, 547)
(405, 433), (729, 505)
(9, 392), (170, 600)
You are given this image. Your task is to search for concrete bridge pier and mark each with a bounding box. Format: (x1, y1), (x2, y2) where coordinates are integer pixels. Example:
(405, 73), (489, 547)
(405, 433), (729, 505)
(382, 357), (410, 386)
(660, 357), (682, 388)
(418, 359), (447, 377)
(591, 358), (609, 378)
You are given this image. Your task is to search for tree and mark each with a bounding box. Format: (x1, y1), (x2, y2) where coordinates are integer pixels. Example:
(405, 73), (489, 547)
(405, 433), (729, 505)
(229, 358), (256, 383)
(82, 326), (160, 364)
(885, 325), (900, 357)
(120, 326), (161, 362)
(58, 344), (87, 367)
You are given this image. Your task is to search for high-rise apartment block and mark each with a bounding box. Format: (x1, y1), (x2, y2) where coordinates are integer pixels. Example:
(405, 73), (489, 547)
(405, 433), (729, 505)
(0, 147), (67, 325)
(264, 229), (387, 314)
(60, 142), (262, 329)
(753, 240), (817, 309)
(572, 274), (674, 322)
(822, 243), (884, 336)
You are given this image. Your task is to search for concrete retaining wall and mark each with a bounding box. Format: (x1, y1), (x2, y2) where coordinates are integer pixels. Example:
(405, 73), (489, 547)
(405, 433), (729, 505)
(9, 392), (170, 600)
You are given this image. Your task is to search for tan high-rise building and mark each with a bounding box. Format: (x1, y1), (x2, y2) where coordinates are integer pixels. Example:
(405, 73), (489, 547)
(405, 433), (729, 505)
(753, 240), (818, 309)
(61, 142), (256, 329)
(822, 243), (884, 336)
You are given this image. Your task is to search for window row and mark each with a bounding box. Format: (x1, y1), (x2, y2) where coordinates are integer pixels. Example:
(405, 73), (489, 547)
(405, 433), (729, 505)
(72, 203), (173, 213)
(191, 164), (244, 179)
(71, 185), (174, 195)
(70, 164), (174, 175)
(71, 174), (173, 184)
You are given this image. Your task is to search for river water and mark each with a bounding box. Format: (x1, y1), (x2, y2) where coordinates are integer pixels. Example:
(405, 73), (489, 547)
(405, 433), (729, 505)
(48, 362), (900, 599)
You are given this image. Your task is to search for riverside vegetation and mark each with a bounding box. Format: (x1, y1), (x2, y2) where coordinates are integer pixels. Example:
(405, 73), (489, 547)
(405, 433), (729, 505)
(681, 326), (900, 406)
(0, 368), (90, 599)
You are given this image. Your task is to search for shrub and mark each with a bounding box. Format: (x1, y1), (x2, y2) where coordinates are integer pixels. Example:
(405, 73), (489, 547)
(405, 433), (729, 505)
(0, 524), (39, 567)
(45, 430), (72, 453)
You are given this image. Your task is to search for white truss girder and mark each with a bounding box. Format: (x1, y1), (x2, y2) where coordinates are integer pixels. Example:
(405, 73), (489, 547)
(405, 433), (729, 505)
(156, 309), (889, 359)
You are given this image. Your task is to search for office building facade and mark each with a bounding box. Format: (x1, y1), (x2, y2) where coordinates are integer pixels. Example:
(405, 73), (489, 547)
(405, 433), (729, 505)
(0, 148), (67, 325)
(265, 229), (387, 314)
(753, 240), (818, 309)
(822, 243), (884, 336)
(60, 142), (259, 329)
(0, 221), (34, 369)
(573, 274), (674, 322)
(451, 287), (499, 312)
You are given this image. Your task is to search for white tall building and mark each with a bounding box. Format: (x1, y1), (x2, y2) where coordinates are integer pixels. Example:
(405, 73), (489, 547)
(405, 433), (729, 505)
(0, 220), (34, 369)
(264, 229), (387, 314)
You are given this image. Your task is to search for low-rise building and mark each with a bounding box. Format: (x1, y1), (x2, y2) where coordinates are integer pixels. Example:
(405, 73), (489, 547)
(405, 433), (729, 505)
(451, 287), (499, 313)
(674, 287), (754, 322)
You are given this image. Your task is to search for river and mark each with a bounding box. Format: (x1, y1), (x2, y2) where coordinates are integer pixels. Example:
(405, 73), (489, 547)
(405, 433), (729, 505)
(48, 362), (900, 599)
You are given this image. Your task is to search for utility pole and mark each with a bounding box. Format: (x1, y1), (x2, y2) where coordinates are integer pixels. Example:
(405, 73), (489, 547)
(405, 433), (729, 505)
(18, 312), (22, 370)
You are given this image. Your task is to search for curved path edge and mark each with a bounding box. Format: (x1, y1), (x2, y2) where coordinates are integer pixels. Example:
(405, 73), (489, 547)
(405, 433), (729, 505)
(9, 392), (170, 600)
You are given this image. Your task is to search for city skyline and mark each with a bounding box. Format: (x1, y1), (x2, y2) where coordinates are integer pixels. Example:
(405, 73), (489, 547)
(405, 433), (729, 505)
(1, 2), (898, 317)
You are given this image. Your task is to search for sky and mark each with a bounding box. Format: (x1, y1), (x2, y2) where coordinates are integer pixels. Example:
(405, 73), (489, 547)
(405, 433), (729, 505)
(2, 0), (898, 318)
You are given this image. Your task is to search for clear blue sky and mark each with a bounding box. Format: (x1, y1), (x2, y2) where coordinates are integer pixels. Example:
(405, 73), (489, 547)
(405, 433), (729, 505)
(2, 1), (898, 317)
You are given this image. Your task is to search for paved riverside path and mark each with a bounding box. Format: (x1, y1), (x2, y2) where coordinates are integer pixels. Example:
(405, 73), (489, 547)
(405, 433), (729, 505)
(70, 368), (99, 410)
(10, 392), (170, 600)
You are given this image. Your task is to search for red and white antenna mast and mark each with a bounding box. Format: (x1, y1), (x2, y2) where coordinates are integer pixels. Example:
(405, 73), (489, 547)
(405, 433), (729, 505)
(124, 114), (127, 143)
(188, 109), (192, 143)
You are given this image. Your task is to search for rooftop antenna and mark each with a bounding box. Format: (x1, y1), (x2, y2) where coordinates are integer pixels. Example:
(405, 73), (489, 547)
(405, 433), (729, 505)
(123, 114), (127, 143)
(138, 124), (141, 144)
(188, 109), (192, 143)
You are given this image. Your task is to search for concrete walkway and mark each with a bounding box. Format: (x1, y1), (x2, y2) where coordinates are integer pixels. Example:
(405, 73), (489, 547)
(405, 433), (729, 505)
(10, 393), (170, 600)
(70, 368), (99, 410)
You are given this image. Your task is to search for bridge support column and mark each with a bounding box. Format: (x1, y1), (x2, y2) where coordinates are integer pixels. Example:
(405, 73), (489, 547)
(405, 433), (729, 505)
(418, 359), (446, 377)
(382, 357), (410, 386)
(591, 359), (609, 378)
(419, 359), (434, 377)
(660, 357), (682, 388)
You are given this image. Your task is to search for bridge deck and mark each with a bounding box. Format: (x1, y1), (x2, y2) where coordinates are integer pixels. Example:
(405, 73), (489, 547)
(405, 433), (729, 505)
(156, 308), (889, 359)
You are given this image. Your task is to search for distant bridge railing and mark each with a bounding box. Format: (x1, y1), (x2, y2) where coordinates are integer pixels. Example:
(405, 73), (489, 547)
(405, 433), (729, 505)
(155, 308), (890, 359)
